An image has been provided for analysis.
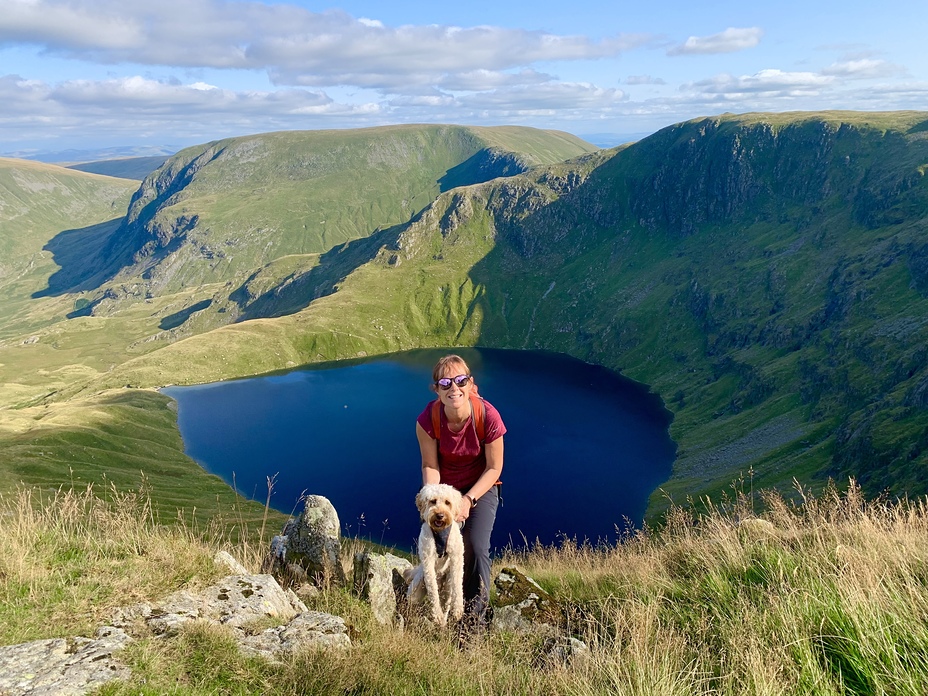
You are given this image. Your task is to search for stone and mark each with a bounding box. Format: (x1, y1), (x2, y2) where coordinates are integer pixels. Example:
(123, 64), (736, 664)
(493, 567), (563, 635)
(147, 573), (307, 635)
(537, 636), (591, 669)
(352, 551), (413, 625)
(263, 496), (346, 586)
(0, 626), (131, 696)
(215, 550), (250, 575)
(238, 611), (351, 661)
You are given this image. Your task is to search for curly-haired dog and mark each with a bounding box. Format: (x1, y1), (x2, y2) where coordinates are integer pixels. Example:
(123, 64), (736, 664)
(404, 483), (465, 626)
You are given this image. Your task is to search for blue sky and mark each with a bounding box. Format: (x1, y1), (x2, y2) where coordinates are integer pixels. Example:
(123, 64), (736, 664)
(1, 0), (926, 155)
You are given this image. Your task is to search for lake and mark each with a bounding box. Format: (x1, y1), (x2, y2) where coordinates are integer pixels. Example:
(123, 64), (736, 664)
(163, 348), (676, 550)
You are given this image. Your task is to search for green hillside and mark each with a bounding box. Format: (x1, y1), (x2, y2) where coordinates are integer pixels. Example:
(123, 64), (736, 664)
(92, 124), (596, 298)
(1, 113), (926, 522)
(89, 112), (928, 513)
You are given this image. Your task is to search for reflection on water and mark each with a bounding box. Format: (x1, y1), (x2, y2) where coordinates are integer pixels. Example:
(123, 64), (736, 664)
(163, 348), (676, 550)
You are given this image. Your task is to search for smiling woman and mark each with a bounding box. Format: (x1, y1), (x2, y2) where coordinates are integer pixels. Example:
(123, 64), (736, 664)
(415, 353), (506, 630)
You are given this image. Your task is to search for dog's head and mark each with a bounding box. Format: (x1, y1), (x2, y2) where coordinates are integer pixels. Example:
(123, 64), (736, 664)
(415, 483), (462, 532)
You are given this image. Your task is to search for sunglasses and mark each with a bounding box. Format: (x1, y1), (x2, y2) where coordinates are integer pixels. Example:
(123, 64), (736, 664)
(435, 374), (471, 390)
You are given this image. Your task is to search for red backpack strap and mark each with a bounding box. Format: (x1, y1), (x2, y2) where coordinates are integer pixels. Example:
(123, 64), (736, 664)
(430, 399), (441, 440)
(470, 392), (486, 443)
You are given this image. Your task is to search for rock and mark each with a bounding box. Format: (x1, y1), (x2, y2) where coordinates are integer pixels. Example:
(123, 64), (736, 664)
(238, 611), (351, 661)
(352, 551), (413, 625)
(0, 626), (131, 696)
(214, 550), (250, 575)
(537, 636), (590, 669)
(147, 573), (307, 635)
(493, 567), (563, 635)
(263, 496), (346, 586)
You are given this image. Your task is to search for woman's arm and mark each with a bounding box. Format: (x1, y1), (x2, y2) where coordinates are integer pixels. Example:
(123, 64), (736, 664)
(461, 436), (504, 518)
(416, 422), (441, 486)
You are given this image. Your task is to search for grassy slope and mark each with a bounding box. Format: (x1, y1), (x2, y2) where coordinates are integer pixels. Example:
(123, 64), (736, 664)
(110, 125), (597, 293)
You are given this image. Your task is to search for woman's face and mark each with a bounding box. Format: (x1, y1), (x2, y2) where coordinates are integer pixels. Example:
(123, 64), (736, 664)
(436, 360), (472, 411)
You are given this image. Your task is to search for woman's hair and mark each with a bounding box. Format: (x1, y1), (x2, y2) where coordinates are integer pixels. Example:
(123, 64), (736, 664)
(430, 354), (478, 394)
(431, 354), (470, 383)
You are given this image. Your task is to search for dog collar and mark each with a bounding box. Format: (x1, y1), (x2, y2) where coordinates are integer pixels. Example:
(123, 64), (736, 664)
(432, 526), (451, 557)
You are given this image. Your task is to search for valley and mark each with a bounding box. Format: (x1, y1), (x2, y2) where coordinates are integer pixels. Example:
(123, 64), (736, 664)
(1, 114), (926, 523)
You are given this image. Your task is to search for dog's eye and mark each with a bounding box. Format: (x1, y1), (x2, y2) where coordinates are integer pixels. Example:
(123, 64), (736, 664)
(429, 499), (437, 505)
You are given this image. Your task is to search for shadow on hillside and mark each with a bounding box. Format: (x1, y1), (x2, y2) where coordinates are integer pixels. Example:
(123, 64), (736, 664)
(32, 216), (132, 298)
(438, 149), (527, 192)
(160, 299), (212, 330)
(232, 225), (404, 322)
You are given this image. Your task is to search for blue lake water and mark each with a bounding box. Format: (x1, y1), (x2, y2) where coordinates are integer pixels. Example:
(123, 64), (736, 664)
(163, 348), (676, 550)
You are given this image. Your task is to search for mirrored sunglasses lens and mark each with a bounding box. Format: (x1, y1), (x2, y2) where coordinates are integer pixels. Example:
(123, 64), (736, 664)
(453, 375), (470, 387)
(436, 378), (453, 389)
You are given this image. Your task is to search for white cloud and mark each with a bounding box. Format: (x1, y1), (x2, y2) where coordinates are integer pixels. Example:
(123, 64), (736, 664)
(458, 82), (627, 112)
(0, 0), (649, 90)
(668, 27), (763, 56)
(687, 69), (834, 97)
(821, 58), (903, 80)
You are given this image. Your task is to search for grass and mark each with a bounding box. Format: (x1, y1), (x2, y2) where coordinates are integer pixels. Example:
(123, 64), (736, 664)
(3, 479), (928, 695)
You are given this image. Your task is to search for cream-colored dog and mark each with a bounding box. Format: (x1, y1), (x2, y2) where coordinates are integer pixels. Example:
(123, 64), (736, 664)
(404, 483), (465, 626)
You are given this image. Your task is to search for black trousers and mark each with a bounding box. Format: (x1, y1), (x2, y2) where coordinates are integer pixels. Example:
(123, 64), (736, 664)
(460, 485), (499, 626)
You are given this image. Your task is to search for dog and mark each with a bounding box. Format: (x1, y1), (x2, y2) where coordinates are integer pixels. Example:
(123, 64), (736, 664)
(403, 483), (465, 626)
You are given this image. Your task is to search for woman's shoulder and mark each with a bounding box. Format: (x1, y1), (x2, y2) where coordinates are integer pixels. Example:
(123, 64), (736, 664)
(478, 397), (506, 431)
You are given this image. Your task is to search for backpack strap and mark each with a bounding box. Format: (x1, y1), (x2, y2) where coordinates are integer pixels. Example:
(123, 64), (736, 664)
(430, 394), (486, 442)
(470, 392), (486, 443)
(430, 399), (441, 441)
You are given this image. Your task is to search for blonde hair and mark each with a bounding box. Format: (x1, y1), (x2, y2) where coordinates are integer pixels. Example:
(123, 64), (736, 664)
(430, 354), (478, 393)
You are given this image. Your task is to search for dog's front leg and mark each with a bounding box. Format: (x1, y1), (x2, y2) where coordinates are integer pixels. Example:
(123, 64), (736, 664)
(419, 534), (446, 626)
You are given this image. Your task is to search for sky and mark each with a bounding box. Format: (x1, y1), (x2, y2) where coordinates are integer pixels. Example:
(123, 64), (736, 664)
(1, 0), (926, 156)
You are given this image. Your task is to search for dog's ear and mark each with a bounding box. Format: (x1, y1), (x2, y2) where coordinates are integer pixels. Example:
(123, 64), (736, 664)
(415, 488), (427, 516)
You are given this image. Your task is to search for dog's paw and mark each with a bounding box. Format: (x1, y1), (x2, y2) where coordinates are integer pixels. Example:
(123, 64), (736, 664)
(451, 603), (464, 622)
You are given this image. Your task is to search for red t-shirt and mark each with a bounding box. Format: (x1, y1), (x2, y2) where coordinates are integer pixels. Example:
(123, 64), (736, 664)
(416, 398), (506, 491)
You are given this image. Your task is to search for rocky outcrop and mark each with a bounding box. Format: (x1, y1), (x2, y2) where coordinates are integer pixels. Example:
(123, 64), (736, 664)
(0, 554), (350, 696)
(492, 567), (590, 668)
(263, 495), (346, 586)
(0, 627), (131, 696)
(353, 551), (413, 625)
(493, 566), (565, 634)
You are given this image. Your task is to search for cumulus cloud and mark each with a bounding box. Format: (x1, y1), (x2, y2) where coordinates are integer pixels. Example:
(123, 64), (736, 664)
(458, 82), (627, 112)
(821, 58), (904, 80)
(686, 69), (834, 97)
(0, 0), (647, 89)
(668, 27), (763, 56)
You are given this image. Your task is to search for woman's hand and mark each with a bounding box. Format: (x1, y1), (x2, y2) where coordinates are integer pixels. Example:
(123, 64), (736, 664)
(457, 494), (474, 523)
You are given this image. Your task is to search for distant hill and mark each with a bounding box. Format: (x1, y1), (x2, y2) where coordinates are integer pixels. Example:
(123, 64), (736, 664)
(68, 124), (596, 303)
(0, 158), (135, 309)
(67, 156), (170, 181)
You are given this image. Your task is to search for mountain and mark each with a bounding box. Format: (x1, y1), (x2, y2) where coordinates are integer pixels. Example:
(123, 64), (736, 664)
(1, 113), (926, 517)
(67, 156), (171, 181)
(0, 158), (136, 339)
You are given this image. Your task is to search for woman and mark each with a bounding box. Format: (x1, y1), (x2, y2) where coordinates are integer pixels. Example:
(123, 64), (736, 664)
(415, 354), (505, 630)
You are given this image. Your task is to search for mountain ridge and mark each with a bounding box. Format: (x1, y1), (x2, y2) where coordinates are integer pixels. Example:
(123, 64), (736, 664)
(1, 113), (927, 519)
